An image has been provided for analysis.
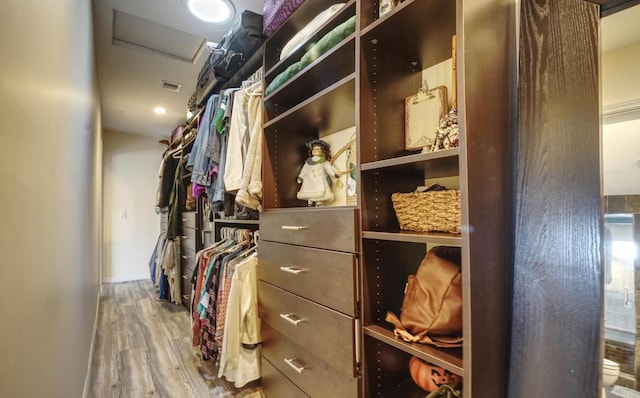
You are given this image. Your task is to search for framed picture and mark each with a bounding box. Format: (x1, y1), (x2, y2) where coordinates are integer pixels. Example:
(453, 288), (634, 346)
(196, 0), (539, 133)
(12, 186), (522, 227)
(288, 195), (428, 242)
(405, 85), (448, 151)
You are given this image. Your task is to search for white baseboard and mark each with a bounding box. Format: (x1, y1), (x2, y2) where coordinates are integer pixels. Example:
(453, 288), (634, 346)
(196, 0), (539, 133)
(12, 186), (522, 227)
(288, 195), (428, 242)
(102, 273), (150, 283)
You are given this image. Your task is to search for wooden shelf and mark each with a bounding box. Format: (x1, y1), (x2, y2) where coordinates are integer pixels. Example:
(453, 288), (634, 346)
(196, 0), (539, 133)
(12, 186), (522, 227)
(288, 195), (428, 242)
(364, 324), (463, 376)
(264, 0), (357, 78)
(362, 230), (461, 245)
(264, 35), (356, 118)
(359, 0), (455, 70)
(361, 149), (459, 172)
(374, 379), (430, 398)
(264, 74), (356, 137)
(213, 218), (260, 225)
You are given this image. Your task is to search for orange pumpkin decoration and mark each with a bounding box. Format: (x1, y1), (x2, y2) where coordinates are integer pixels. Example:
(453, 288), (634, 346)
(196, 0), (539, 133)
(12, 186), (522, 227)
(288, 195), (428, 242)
(409, 356), (462, 392)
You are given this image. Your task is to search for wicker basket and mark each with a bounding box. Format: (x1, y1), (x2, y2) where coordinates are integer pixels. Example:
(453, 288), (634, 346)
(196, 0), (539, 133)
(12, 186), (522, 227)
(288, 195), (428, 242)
(391, 190), (461, 233)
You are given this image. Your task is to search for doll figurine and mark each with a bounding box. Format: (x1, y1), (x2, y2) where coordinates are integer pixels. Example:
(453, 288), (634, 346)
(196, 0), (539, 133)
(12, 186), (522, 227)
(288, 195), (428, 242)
(296, 139), (341, 206)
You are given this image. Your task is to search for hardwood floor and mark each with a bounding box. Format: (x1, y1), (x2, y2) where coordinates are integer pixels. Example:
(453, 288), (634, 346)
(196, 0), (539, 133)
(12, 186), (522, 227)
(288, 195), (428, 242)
(87, 280), (263, 398)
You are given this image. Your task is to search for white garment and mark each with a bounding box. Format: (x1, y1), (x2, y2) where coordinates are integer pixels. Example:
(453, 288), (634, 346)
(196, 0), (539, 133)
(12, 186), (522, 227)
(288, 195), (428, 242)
(162, 239), (182, 305)
(218, 252), (260, 388)
(224, 88), (250, 193)
(280, 4), (346, 60)
(297, 157), (339, 204)
(235, 81), (264, 211)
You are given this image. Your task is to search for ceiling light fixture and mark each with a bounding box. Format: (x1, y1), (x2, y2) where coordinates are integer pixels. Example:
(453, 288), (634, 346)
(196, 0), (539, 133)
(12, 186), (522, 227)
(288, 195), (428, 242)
(185, 0), (235, 24)
(154, 107), (167, 115)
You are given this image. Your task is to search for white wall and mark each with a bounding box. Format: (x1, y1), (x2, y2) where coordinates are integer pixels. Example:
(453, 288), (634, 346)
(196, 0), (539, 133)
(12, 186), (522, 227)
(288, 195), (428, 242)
(602, 42), (640, 107)
(102, 130), (164, 282)
(0, 1), (102, 397)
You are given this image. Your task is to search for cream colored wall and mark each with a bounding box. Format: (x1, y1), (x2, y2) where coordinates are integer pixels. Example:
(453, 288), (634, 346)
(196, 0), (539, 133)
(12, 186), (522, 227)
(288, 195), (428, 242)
(0, 1), (101, 397)
(602, 42), (640, 107)
(102, 130), (164, 282)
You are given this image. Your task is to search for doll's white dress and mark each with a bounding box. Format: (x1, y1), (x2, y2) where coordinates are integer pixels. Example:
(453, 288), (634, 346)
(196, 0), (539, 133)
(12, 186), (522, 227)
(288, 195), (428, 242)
(296, 156), (338, 204)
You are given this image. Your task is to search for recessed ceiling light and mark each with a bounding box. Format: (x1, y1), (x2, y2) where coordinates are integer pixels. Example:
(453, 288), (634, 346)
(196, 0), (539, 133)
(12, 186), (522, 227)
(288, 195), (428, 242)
(186, 0), (235, 24)
(154, 107), (167, 115)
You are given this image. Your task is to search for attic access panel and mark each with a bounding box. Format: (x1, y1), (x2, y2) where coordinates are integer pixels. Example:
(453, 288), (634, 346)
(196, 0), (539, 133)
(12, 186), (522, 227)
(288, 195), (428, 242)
(112, 9), (206, 64)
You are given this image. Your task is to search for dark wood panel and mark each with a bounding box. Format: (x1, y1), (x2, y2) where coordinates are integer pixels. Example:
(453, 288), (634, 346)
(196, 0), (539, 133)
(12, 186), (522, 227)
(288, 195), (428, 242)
(261, 357), (310, 398)
(259, 240), (358, 316)
(510, 1), (601, 397)
(598, 0), (640, 16)
(459, 0), (517, 396)
(258, 281), (357, 376)
(261, 323), (360, 397)
(260, 207), (359, 252)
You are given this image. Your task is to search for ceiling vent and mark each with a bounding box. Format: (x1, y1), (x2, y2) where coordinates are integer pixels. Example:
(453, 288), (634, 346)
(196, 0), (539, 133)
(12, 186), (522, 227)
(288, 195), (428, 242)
(112, 9), (206, 64)
(161, 80), (183, 92)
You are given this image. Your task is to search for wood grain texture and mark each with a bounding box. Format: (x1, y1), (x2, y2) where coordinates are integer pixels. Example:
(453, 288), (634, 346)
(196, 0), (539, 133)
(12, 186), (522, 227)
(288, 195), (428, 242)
(87, 280), (263, 397)
(459, 0), (517, 395)
(510, 0), (601, 397)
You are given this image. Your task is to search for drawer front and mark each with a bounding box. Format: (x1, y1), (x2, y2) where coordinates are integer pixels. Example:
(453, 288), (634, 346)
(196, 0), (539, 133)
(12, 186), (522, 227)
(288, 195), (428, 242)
(181, 276), (192, 308)
(261, 357), (309, 398)
(260, 208), (358, 252)
(259, 241), (357, 316)
(181, 211), (197, 229)
(261, 324), (359, 398)
(180, 227), (198, 252)
(258, 281), (356, 376)
(180, 248), (196, 275)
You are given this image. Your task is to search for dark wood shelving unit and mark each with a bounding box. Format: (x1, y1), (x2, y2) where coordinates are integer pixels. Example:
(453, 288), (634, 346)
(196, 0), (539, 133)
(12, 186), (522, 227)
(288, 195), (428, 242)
(364, 324), (463, 375)
(264, 73), (356, 132)
(357, 0), (513, 396)
(264, 0), (357, 78)
(264, 35), (356, 118)
(362, 230), (462, 245)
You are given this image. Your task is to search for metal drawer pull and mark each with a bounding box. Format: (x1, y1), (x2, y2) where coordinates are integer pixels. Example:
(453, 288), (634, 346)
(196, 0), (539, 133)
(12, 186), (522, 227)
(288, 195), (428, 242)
(182, 218), (190, 222)
(279, 313), (304, 325)
(279, 266), (307, 275)
(181, 236), (189, 239)
(182, 255), (190, 259)
(284, 358), (306, 374)
(281, 225), (309, 231)
(182, 275), (190, 280)
(182, 294), (189, 300)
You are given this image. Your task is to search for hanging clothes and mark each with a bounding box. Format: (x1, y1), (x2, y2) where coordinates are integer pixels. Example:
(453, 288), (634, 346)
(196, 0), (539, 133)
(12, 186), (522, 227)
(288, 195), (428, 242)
(217, 251), (260, 387)
(189, 228), (259, 372)
(188, 94), (219, 187)
(235, 81), (264, 211)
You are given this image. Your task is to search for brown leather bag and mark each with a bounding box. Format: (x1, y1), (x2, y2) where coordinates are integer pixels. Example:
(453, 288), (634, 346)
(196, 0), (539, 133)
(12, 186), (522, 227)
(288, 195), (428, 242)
(385, 246), (463, 348)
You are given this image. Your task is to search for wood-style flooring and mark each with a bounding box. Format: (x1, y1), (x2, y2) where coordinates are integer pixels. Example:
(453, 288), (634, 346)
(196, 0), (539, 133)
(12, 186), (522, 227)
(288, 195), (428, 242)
(87, 280), (263, 397)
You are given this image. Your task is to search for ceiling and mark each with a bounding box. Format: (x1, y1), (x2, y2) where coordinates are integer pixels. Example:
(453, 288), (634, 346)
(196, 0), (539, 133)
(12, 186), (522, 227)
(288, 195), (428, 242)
(92, 0), (263, 139)
(93, 1), (640, 195)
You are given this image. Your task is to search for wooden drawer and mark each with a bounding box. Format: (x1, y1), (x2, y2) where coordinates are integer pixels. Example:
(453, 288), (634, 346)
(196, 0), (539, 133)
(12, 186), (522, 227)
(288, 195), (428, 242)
(181, 211), (197, 229)
(181, 276), (192, 308)
(258, 281), (357, 376)
(260, 208), (358, 252)
(180, 248), (196, 275)
(261, 357), (309, 398)
(261, 324), (359, 398)
(180, 226), (198, 252)
(259, 241), (358, 316)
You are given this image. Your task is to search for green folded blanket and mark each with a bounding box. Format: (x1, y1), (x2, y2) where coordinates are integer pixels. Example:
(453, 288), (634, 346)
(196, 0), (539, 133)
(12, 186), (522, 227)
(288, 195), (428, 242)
(266, 15), (356, 96)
